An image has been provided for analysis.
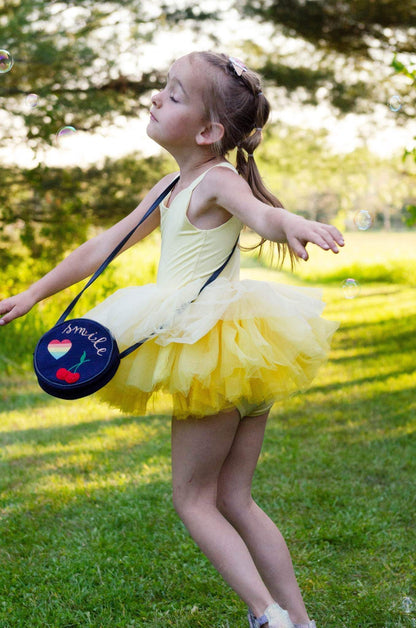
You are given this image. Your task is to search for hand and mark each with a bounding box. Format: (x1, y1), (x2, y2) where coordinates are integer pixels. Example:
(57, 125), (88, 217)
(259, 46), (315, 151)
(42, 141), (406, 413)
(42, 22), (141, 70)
(0, 290), (36, 326)
(282, 213), (344, 261)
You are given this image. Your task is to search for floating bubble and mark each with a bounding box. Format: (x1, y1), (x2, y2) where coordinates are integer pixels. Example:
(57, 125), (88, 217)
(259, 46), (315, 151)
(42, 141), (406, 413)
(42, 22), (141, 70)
(56, 125), (76, 138)
(388, 95), (402, 112)
(0, 49), (13, 74)
(55, 126), (76, 145)
(402, 597), (414, 615)
(341, 278), (361, 299)
(354, 210), (372, 231)
(26, 93), (39, 108)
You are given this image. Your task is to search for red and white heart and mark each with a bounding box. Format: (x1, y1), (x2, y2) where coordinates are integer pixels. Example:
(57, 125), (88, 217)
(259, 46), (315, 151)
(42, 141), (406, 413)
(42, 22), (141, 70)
(48, 339), (72, 360)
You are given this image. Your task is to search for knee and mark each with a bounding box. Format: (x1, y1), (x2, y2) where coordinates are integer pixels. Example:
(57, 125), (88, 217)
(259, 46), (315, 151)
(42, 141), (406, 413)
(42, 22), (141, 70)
(216, 488), (254, 524)
(172, 482), (215, 522)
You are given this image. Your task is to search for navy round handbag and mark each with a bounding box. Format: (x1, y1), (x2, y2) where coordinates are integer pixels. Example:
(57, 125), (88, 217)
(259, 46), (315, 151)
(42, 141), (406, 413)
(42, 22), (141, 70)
(33, 318), (120, 399)
(33, 176), (238, 400)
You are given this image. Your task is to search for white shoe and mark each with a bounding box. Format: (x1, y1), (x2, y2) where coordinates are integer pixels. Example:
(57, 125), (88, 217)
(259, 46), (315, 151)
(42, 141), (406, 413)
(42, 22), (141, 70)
(249, 602), (295, 628)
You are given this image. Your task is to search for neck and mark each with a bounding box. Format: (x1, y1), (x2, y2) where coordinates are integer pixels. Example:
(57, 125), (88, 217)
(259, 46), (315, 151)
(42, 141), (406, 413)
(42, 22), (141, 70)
(167, 144), (225, 184)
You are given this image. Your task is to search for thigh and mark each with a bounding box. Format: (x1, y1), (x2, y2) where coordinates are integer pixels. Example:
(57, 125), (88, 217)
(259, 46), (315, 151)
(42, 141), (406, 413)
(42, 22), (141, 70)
(217, 412), (269, 504)
(171, 409), (241, 498)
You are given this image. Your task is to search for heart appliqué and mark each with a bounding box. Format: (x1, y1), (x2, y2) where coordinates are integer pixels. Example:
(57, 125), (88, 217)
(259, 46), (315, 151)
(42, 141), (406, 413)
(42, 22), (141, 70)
(48, 339), (72, 360)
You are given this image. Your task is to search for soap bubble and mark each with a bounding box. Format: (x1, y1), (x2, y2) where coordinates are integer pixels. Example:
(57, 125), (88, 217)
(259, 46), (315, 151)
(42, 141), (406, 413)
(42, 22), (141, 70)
(26, 93), (39, 108)
(341, 278), (361, 299)
(55, 126), (76, 146)
(402, 597), (414, 614)
(56, 125), (76, 139)
(354, 210), (372, 231)
(388, 95), (402, 112)
(0, 49), (13, 73)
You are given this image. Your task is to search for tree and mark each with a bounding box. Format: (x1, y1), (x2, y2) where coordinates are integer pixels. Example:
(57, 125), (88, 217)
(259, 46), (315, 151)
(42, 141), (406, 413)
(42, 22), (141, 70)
(0, 0), (217, 148)
(237, 0), (416, 114)
(0, 153), (173, 266)
(392, 57), (416, 226)
(0, 0), (214, 264)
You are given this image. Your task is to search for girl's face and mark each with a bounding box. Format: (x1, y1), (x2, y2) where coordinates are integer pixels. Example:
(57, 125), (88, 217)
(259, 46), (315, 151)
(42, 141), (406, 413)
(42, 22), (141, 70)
(147, 55), (209, 152)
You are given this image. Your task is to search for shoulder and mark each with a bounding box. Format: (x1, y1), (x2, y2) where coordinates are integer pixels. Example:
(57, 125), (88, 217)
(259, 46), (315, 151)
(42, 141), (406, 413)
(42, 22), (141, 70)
(198, 164), (251, 203)
(203, 163), (243, 186)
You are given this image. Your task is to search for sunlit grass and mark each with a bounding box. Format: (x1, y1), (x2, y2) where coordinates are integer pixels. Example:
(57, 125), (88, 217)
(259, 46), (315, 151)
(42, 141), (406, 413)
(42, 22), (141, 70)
(0, 232), (415, 626)
(243, 231), (416, 285)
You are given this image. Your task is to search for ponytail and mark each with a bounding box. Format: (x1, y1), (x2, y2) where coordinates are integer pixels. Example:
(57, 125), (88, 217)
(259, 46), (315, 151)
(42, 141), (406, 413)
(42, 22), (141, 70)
(236, 140), (296, 269)
(192, 51), (297, 268)
(236, 100), (296, 268)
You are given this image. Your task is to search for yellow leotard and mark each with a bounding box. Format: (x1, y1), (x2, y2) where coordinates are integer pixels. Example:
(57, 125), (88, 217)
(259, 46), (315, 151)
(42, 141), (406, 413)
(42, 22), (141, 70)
(85, 163), (338, 419)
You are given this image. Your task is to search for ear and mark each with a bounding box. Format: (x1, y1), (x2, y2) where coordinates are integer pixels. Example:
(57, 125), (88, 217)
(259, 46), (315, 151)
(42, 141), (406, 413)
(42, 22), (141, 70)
(196, 121), (224, 146)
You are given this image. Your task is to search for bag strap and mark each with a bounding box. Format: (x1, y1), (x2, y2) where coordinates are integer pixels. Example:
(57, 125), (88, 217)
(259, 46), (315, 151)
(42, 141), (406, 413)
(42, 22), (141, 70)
(119, 237), (239, 359)
(56, 176), (180, 326)
(54, 172), (239, 361)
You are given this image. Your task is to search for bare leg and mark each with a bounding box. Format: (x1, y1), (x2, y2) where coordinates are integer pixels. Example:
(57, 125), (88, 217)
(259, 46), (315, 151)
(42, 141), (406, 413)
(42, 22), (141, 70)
(171, 410), (275, 618)
(217, 414), (310, 625)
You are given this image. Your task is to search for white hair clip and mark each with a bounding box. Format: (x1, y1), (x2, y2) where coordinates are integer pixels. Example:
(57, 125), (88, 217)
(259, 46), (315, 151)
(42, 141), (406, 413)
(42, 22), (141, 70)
(229, 56), (247, 77)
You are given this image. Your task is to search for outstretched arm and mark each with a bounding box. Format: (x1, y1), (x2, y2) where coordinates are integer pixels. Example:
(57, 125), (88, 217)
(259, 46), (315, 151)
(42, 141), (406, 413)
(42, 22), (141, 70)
(204, 167), (344, 260)
(0, 173), (177, 326)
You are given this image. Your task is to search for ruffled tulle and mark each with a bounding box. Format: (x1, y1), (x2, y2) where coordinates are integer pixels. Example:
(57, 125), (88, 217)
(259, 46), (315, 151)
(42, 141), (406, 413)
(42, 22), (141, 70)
(84, 278), (338, 419)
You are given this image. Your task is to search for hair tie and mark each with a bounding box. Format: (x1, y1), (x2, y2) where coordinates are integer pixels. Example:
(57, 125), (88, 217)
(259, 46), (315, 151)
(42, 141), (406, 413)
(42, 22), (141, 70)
(258, 91), (263, 96)
(256, 127), (262, 131)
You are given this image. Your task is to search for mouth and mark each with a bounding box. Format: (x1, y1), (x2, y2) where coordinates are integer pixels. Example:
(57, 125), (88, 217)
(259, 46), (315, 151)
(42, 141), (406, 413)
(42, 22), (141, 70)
(149, 111), (158, 122)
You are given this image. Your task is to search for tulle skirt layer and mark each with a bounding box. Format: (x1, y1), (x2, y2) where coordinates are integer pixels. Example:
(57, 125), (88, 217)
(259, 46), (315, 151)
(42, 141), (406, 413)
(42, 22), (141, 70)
(84, 278), (338, 419)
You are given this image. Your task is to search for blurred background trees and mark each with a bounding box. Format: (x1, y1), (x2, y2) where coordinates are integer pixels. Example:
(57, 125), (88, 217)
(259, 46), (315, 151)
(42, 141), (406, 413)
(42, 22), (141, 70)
(240, 0), (416, 115)
(0, 0), (415, 268)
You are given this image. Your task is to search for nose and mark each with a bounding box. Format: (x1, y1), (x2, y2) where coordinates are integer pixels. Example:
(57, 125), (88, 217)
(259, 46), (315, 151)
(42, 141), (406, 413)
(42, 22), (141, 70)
(151, 90), (162, 107)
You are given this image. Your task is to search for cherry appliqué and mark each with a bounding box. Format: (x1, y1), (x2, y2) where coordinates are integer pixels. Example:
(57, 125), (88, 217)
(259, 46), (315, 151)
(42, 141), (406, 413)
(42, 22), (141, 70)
(56, 351), (90, 384)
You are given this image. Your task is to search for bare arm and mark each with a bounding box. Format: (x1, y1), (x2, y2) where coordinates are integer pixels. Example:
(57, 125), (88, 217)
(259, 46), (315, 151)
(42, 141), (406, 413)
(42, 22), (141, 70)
(204, 167), (344, 260)
(0, 173), (177, 326)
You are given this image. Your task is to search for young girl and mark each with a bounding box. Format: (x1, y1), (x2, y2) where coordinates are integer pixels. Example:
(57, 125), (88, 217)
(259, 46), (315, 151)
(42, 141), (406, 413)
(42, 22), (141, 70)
(0, 52), (344, 628)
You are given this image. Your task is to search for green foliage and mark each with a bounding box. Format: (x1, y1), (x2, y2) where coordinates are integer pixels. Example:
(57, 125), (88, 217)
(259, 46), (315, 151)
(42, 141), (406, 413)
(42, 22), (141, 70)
(242, 0), (416, 56)
(256, 126), (416, 230)
(0, 153), (173, 265)
(240, 0), (416, 113)
(0, 0), (218, 147)
(392, 55), (416, 226)
(404, 205), (416, 227)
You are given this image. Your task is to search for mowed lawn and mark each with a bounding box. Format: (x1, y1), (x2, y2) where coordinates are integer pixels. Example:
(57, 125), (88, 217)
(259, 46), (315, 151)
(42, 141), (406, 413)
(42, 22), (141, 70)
(0, 231), (415, 627)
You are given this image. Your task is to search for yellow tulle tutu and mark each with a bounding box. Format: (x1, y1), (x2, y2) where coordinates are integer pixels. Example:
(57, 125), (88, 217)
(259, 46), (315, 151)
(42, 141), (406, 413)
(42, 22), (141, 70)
(84, 276), (338, 419)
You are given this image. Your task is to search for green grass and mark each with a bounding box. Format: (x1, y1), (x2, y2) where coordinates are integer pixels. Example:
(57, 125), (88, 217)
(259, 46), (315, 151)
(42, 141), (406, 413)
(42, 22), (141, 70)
(0, 232), (415, 627)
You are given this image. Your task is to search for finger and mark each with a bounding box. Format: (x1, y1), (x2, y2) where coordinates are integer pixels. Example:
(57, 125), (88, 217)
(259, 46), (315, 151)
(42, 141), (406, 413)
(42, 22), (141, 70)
(0, 306), (15, 326)
(289, 238), (309, 261)
(327, 225), (345, 246)
(309, 232), (335, 252)
(313, 223), (344, 249)
(314, 229), (341, 253)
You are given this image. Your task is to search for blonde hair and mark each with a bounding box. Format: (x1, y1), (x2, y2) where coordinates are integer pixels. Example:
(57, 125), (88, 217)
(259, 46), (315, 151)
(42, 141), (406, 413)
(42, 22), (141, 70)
(190, 51), (296, 266)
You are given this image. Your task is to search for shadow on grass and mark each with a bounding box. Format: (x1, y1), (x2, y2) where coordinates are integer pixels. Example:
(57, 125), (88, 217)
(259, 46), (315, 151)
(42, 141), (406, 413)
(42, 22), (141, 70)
(0, 396), (414, 627)
(311, 364), (416, 394)
(0, 407), (238, 627)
